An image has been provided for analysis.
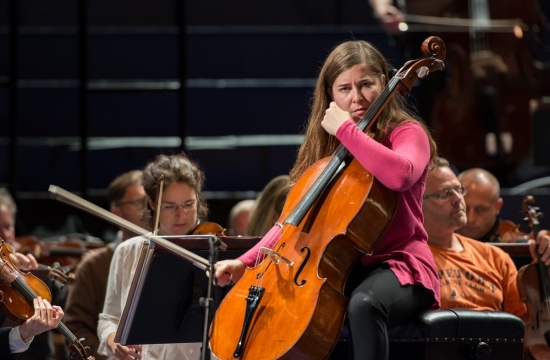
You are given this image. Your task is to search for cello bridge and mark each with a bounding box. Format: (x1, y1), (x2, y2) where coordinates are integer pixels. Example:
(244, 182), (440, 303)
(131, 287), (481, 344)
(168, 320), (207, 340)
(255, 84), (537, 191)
(260, 247), (294, 267)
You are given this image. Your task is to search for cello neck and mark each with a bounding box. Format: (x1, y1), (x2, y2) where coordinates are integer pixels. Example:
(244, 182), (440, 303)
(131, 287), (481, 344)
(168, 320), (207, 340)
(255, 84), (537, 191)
(285, 75), (404, 227)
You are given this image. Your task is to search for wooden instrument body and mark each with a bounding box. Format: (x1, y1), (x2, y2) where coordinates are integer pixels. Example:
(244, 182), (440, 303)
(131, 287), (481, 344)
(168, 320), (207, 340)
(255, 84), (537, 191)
(0, 242), (52, 324)
(210, 157), (397, 359)
(518, 261), (550, 359)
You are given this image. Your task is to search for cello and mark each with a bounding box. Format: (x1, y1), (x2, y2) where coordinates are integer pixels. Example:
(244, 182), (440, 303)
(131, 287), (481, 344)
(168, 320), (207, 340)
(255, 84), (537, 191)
(517, 195), (550, 359)
(209, 37), (446, 360)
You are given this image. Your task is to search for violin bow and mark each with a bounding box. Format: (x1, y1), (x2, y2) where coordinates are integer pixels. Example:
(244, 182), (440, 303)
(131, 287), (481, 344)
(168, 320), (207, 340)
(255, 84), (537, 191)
(153, 175), (164, 236)
(48, 185), (211, 270)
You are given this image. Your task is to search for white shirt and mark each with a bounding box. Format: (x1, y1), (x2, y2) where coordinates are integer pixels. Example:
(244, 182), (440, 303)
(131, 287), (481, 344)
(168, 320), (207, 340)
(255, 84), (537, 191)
(9, 327), (32, 353)
(97, 235), (201, 359)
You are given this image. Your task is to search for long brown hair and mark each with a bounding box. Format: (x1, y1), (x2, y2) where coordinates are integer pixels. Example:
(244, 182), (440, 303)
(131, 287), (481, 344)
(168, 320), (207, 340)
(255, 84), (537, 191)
(247, 175), (290, 236)
(289, 40), (437, 185)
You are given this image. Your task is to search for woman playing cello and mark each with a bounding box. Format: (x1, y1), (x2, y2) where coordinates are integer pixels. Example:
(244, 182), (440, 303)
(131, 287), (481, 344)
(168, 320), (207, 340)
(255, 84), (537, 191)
(214, 40), (440, 359)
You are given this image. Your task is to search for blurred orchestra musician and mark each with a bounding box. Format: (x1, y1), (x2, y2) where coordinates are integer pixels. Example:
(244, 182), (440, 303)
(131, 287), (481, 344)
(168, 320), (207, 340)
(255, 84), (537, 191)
(246, 175), (290, 237)
(227, 199), (255, 236)
(0, 189), (39, 270)
(0, 188), (66, 360)
(369, 0), (550, 184)
(455, 168), (504, 242)
(63, 170), (146, 360)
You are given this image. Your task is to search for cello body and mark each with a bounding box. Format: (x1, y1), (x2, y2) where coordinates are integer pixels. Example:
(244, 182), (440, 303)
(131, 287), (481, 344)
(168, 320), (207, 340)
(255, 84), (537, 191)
(209, 156), (397, 359)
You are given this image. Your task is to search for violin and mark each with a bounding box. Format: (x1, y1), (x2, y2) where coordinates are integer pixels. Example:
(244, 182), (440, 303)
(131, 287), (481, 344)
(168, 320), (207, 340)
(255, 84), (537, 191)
(499, 219), (533, 243)
(209, 37), (446, 359)
(0, 239), (94, 360)
(14, 234), (104, 270)
(190, 222), (226, 237)
(5, 239), (76, 286)
(517, 196), (550, 359)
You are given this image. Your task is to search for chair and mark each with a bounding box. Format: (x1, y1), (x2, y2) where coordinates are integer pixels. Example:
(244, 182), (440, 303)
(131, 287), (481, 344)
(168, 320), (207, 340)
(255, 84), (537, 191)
(334, 309), (524, 360)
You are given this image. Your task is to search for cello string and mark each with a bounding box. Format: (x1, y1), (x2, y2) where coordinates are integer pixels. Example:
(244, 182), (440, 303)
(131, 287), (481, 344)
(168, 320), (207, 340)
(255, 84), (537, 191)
(250, 224), (284, 288)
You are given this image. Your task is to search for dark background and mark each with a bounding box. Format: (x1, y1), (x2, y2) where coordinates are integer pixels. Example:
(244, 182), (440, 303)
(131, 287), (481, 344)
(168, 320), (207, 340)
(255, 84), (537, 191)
(0, 0), (549, 240)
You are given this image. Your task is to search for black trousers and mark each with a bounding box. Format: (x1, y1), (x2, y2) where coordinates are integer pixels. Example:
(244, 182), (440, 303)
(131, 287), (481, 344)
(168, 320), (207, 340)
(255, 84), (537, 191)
(346, 264), (434, 360)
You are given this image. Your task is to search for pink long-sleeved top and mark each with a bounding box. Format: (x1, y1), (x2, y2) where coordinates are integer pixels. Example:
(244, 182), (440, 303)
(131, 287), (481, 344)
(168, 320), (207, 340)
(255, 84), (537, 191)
(238, 120), (440, 309)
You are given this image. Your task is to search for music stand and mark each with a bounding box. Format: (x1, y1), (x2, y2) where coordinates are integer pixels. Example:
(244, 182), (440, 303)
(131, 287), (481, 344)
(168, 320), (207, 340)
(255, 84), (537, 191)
(114, 235), (260, 359)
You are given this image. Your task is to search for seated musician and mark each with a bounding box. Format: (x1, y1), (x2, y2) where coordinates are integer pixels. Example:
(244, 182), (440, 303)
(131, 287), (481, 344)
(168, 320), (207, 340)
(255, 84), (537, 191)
(455, 168), (504, 242)
(0, 189), (66, 360)
(64, 170), (146, 360)
(0, 297), (64, 359)
(97, 153), (208, 360)
(227, 199), (255, 236)
(246, 175), (290, 237)
(0, 189), (39, 270)
(422, 157), (550, 319)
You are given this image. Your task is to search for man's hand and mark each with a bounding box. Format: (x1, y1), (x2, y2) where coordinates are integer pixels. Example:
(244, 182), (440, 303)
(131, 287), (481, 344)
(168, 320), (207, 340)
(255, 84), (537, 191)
(19, 297), (63, 341)
(529, 230), (550, 266)
(370, 0), (405, 34)
(9, 252), (39, 270)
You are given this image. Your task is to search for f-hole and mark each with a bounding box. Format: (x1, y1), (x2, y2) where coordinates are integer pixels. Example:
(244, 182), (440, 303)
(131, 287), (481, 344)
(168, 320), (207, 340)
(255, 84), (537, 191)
(294, 247), (310, 286)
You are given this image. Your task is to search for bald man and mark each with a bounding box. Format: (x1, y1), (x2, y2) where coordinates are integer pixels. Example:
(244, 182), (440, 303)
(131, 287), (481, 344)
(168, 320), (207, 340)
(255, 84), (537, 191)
(456, 168), (503, 242)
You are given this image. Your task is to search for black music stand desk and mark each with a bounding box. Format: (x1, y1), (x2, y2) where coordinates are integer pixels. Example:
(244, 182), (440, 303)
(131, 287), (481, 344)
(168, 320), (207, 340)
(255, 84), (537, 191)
(114, 235), (260, 346)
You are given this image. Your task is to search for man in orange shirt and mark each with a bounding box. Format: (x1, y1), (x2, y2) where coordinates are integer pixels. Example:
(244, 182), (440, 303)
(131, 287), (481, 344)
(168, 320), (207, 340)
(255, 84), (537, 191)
(422, 157), (550, 318)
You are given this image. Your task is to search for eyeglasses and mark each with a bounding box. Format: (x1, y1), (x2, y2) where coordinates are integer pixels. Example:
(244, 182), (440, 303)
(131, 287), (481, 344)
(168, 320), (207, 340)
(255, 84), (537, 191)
(116, 199), (145, 208)
(423, 185), (467, 201)
(160, 200), (197, 214)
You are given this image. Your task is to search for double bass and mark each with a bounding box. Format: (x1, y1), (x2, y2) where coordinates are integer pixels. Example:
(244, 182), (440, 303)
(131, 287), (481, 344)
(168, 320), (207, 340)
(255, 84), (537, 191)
(208, 37), (446, 359)
(409, 0), (550, 181)
(517, 196), (550, 359)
